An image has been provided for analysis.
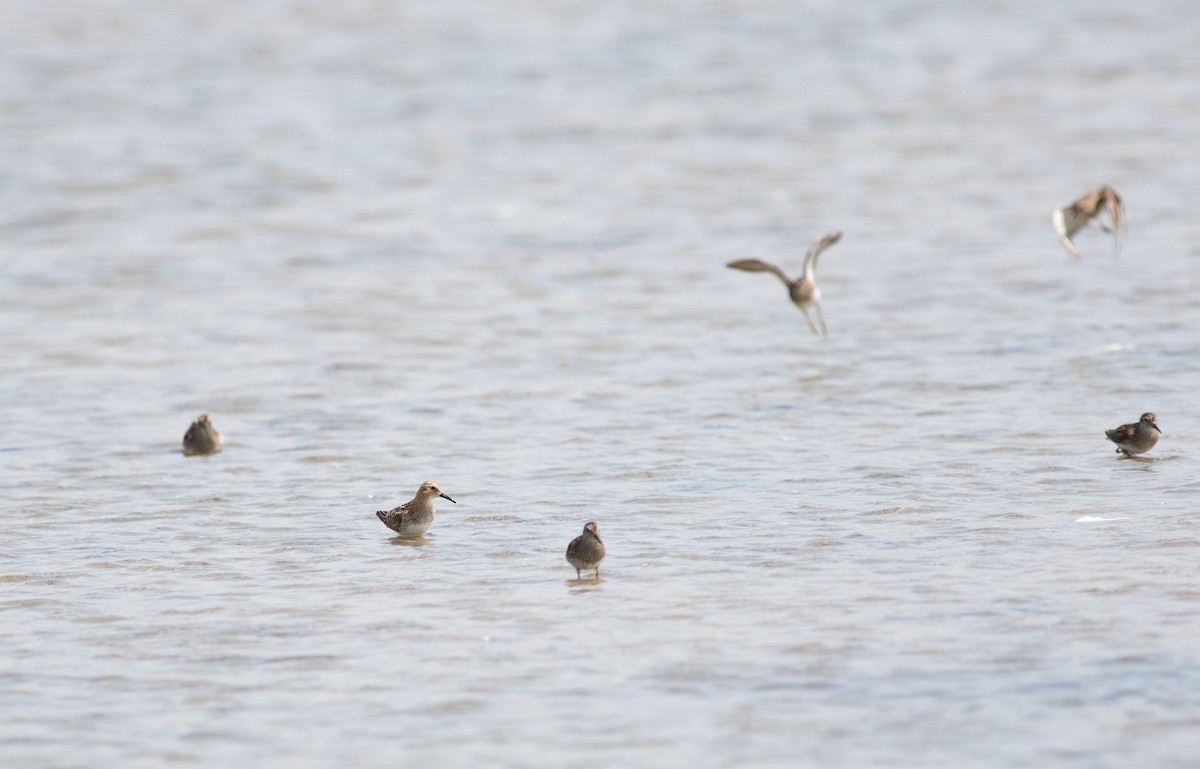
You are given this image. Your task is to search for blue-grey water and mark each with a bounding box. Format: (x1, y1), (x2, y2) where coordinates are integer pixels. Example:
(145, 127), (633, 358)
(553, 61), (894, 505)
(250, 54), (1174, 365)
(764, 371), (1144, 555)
(2, 1), (1199, 766)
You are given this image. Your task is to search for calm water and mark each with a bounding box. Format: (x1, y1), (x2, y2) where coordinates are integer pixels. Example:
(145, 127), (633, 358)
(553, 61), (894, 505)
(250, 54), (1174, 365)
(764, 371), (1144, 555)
(2, 1), (1199, 766)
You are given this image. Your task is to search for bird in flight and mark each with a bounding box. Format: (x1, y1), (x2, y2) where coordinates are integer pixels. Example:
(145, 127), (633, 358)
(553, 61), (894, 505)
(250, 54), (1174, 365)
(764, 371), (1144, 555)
(727, 230), (843, 336)
(1052, 185), (1125, 260)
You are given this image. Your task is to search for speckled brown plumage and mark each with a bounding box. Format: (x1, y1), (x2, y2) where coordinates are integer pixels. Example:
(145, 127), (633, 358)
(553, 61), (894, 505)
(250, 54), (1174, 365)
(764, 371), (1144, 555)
(376, 481), (456, 536)
(566, 521), (606, 578)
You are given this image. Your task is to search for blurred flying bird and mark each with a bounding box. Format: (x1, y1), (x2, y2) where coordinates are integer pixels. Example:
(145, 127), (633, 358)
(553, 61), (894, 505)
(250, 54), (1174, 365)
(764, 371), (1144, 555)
(727, 230), (843, 336)
(1052, 184), (1125, 260)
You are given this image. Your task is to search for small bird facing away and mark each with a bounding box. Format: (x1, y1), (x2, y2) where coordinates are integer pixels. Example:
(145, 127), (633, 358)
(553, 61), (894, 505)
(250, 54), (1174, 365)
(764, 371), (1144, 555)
(182, 414), (223, 455)
(376, 481), (456, 537)
(1105, 412), (1161, 457)
(566, 521), (606, 579)
(1052, 184), (1126, 260)
(727, 230), (843, 336)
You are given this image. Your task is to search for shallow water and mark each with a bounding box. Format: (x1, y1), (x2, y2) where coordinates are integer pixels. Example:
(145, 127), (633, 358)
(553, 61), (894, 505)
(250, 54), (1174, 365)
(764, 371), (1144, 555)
(2, 0), (1199, 766)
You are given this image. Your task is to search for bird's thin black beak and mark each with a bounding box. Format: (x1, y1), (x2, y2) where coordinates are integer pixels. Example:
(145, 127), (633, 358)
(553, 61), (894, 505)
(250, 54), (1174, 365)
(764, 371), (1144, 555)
(440, 493), (456, 503)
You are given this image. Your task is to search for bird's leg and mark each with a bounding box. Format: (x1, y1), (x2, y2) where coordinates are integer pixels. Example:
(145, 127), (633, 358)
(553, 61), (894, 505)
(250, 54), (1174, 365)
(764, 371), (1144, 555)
(814, 303), (828, 336)
(575, 567), (581, 579)
(799, 307), (819, 336)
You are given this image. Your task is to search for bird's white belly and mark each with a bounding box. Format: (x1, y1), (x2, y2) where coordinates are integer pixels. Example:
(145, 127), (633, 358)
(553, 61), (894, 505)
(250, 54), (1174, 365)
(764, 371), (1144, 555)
(399, 519), (432, 535)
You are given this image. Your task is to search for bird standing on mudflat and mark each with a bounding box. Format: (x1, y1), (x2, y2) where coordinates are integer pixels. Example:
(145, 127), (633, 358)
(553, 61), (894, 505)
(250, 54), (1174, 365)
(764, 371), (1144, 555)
(1105, 413), (1161, 457)
(566, 521), (606, 579)
(1052, 184), (1125, 260)
(376, 481), (456, 536)
(182, 414), (223, 455)
(727, 230), (843, 336)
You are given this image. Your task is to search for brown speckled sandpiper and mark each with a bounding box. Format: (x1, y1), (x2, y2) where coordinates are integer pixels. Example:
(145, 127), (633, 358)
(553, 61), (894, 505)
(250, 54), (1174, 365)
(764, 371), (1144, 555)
(566, 521), (606, 579)
(727, 230), (843, 336)
(182, 414), (223, 456)
(376, 481), (456, 536)
(1052, 185), (1125, 260)
(1105, 412), (1160, 457)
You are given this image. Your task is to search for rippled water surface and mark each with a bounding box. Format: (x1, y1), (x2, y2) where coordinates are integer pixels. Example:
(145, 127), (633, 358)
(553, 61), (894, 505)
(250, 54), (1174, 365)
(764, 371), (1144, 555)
(3, 1), (1199, 766)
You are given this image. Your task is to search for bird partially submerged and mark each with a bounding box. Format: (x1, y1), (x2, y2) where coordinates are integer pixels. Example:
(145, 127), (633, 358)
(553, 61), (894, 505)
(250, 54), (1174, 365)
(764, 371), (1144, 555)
(727, 230), (843, 336)
(1052, 185), (1125, 260)
(182, 414), (223, 455)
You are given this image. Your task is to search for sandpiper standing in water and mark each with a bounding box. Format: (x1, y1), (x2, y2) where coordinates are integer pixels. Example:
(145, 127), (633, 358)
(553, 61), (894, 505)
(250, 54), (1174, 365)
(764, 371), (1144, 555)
(182, 414), (223, 455)
(1052, 185), (1126, 260)
(727, 230), (843, 336)
(1105, 413), (1161, 457)
(566, 521), (606, 579)
(376, 481), (456, 536)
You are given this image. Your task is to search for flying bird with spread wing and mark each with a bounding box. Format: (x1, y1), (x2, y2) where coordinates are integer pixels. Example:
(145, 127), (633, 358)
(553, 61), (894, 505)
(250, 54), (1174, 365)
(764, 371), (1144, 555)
(1052, 184), (1125, 260)
(727, 230), (843, 336)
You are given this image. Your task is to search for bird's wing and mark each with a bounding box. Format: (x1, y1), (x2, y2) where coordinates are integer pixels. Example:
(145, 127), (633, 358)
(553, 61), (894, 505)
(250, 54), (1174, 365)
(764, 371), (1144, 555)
(1105, 424), (1135, 442)
(726, 259), (791, 285)
(382, 501), (411, 519)
(1101, 186), (1126, 237)
(806, 230), (843, 261)
(1052, 207), (1082, 259)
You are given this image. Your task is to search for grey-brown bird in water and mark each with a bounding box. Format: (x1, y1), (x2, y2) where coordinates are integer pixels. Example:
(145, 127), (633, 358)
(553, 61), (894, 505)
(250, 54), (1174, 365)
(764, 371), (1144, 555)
(182, 414), (223, 455)
(1105, 413), (1160, 457)
(1052, 185), (1125, 260)
(727, 230), (843, 336)
(566, 521), (606, 579)
(376, 481), (456, 536)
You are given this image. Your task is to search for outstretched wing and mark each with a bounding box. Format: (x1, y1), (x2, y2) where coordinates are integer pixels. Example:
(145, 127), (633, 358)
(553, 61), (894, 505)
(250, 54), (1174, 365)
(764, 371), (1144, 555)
(1053, 185), (1126, 259)
(726, 259), (791, 285)
(1099, 186), (1126, 238)
(805, 230), (843, 261)
(1052, 206), (1082, 259)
